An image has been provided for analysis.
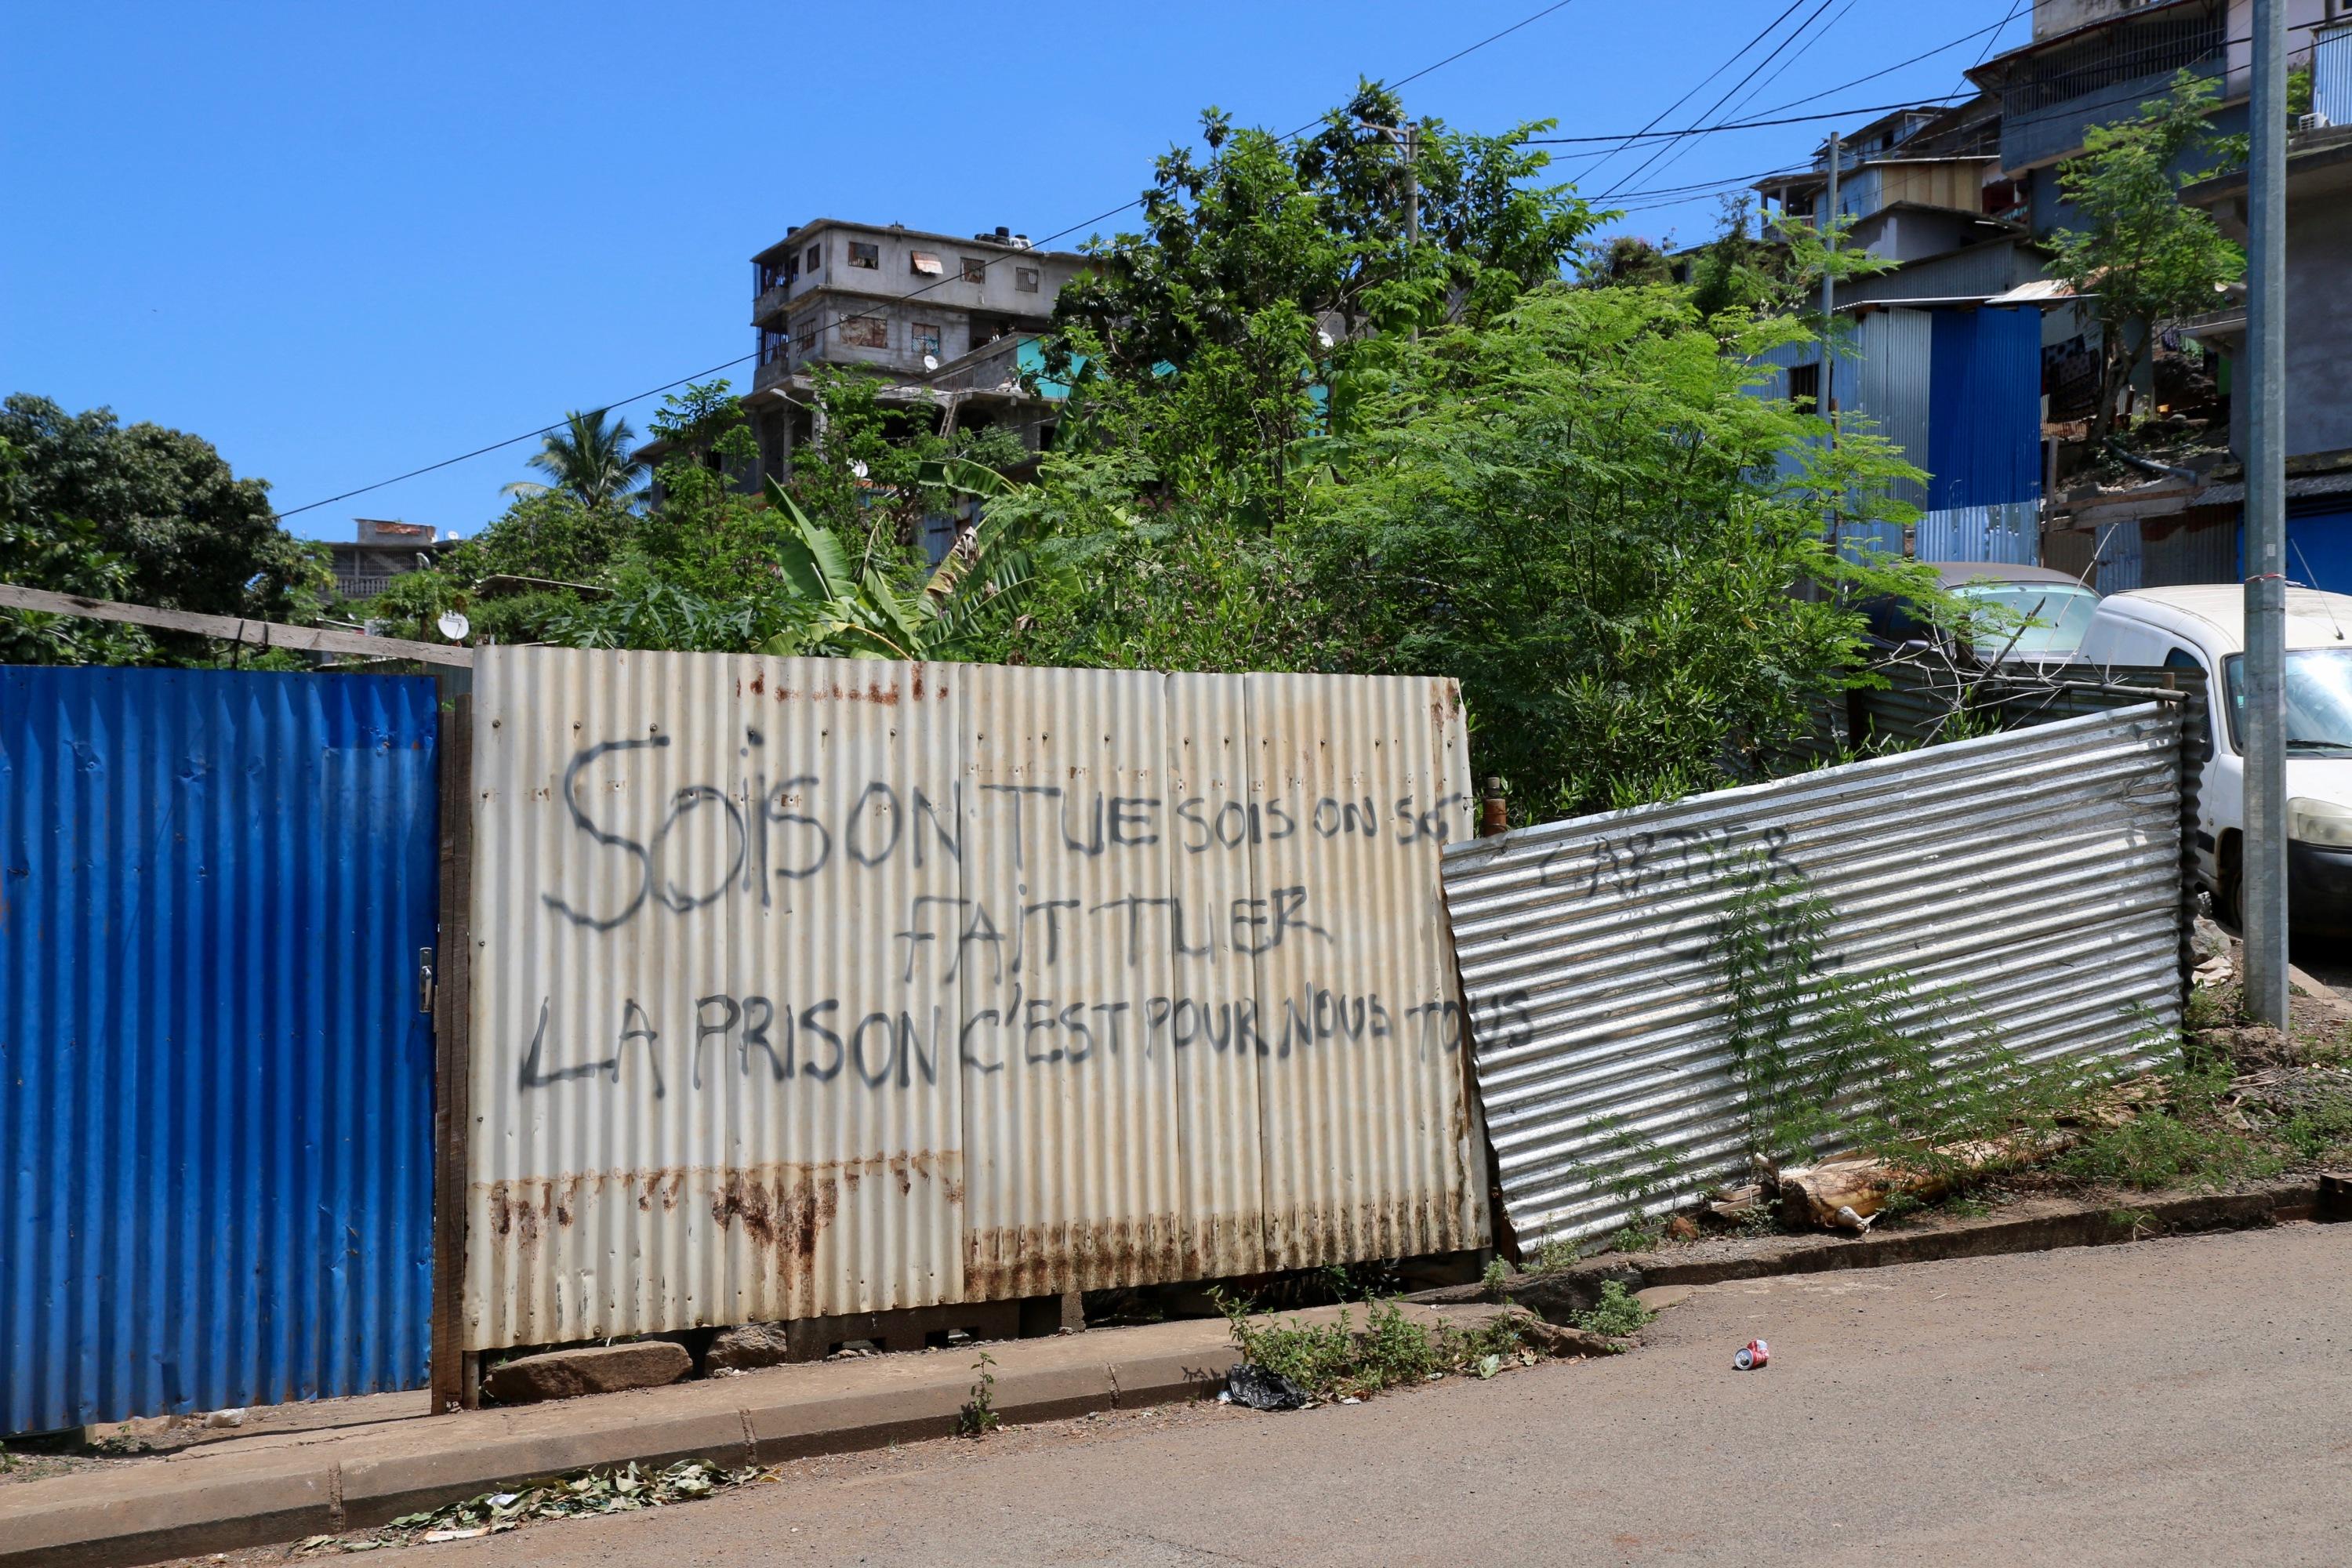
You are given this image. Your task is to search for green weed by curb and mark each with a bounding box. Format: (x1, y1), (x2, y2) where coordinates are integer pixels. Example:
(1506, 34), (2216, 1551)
(1216, 1294), (1539, 1403)
(957, 1351), (1000, 1438)
(1570, 1280), (1654, 1338)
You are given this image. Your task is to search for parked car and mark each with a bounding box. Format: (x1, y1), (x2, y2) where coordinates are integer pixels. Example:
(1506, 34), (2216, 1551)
(2076, 585), (2352, 929)
(1864, 561), (2103, 669)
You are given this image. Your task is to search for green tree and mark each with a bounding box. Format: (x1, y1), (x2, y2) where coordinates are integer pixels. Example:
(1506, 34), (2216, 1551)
(1047, 83), (1596, 534)
(384, 378), (1050, 658)
(782, 367), (1030, 554)
(1298, 285), (1932, 814)
(0, 434), (154, 663)
(505, 408), (651, 509)
(1584, 234), (1676, 288)
(2049, 71), (2246, 445)
(0, 393), (321, 624)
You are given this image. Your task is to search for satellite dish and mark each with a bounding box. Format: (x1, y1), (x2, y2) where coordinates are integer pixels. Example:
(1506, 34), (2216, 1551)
(1318, 328), (1334, 349)
(437, 610), (471, 641)
(850, 459), (870, 480)
(922, 354), (939, 372)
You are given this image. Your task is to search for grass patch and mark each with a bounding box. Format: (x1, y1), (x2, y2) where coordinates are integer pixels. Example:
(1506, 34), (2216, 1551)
(2057, 1061), (2286, 1191)
(1570, 1279), (1654, 1338)
(1217, 1295), (1539, 1403)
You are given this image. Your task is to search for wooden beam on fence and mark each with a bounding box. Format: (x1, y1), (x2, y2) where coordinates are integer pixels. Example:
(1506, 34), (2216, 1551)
(0, 582), (475, 668)
(430, 692), (479, 1413)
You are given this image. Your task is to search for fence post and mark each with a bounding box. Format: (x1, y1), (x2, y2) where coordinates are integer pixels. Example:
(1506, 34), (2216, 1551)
(430, 693), (477, 1413)
(1480, 777), (1508, 837)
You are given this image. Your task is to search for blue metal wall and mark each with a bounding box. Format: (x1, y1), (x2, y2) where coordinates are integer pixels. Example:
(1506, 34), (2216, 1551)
(1928, 307), (2043, 511)
(1, 669), (438, 1433)
(2315, 27), (2350, 129)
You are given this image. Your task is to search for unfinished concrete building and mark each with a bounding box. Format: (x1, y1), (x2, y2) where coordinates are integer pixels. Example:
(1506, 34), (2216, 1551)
(741, 219), (1091, 487)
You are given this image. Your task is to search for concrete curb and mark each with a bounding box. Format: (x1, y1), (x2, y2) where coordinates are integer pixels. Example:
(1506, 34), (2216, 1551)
(1434, 1177), (2328, 1318)
(13, 1169), (2323, 1568)
(0, 1310), (1302, 1568)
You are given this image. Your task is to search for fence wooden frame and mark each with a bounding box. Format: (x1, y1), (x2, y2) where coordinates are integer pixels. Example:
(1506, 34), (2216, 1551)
(430, 694), (479, 1412)
(0, 582), (474, 668)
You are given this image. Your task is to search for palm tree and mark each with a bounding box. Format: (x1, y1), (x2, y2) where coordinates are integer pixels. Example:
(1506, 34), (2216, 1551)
(503, 408), (648, 509)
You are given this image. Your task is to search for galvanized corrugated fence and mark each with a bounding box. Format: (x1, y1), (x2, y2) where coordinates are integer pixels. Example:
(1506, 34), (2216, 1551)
(1, 669), (439, 1432)
(463, 649), (1482, 1351)
(1441, 706), (2187, 1256)
(1915, 501), (2038, 565)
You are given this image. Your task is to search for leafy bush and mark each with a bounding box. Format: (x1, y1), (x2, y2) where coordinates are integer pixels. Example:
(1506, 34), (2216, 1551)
(1570, 1280), (1655, 1338)
(1218, 1295), (1537, 1402)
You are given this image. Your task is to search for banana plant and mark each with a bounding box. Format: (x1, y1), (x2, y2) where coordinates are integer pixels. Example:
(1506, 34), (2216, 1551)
(756, 475), (1062, 661)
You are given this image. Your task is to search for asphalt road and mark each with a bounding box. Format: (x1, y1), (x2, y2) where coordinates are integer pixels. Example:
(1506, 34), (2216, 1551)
(375, 1221), (2352, 1568)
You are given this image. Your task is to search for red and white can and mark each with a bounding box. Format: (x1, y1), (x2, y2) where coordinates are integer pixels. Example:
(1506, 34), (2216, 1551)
(1733, 1338), (1770, 1370)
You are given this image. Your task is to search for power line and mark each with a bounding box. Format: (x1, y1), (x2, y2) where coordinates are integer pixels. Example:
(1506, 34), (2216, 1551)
(274, 355), (757, 520)
(1737, 10), (2022, 122)
(1562, 0), (1813, 183)
(1389, 0), (1584, 92)
(1590, 2), (2034, 222)
(1523, 93), (1969, 144)
(275, 0), (1589, 521)
(1635, 0), (1864, 191)
(1599, 0), (1843, 200)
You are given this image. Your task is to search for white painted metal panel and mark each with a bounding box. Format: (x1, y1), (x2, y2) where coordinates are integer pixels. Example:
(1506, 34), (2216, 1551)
(1245, 673), (1483, 1269)
(1442, 706), (2185, 1257)
(956, 666), (1187, 1297)
(1164, 673), (1272, 1280)
(466, 650), (967, 1348)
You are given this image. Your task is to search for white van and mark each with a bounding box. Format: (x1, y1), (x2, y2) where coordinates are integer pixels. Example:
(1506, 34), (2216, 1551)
(2076, 586), (2352, 928)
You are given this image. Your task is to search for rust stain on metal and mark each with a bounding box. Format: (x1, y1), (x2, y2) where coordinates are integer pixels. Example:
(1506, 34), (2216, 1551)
(480, 1152), (955, 1266)
(963, 1213), (1192, 1301)
(711, 1169), (839, 1263)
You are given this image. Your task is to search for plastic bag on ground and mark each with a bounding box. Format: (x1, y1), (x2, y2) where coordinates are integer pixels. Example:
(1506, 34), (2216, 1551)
(1225, 1363), (1310, 1410)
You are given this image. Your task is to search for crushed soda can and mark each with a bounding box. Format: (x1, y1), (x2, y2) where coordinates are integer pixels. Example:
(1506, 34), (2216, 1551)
(1732, 1338), (1770, 1370)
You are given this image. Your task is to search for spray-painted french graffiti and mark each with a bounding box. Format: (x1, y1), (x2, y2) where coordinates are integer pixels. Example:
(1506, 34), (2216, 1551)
(514, 978), (1515, 1098)
(515, 723), (1479, 1099)
(1537, 822), (1794, 903)
(537, 732), (1465, 932)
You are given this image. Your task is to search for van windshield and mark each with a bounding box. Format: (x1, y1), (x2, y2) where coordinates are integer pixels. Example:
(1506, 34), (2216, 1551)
(1953, 583), (2100, 657)
(2223, 649), (2352, 755)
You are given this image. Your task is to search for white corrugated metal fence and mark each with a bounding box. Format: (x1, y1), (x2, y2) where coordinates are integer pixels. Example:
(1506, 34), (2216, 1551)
(463, 649), (1482, 1350)
(1440, 706), (2187, 1255)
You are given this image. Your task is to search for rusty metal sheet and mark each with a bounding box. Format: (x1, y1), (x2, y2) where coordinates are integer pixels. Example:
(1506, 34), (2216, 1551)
(466, 650), (967, 1349)
(956, 665), (1187, 1297)
(466, 651), (1482, 1351)
(1243, 673), (1483, 1269)
(1164, 673), (1272, 1281)
(1443, 705), (2185, 1258)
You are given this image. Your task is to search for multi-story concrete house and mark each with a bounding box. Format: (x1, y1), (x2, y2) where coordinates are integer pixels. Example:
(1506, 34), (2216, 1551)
(738, 219), (1091, 485)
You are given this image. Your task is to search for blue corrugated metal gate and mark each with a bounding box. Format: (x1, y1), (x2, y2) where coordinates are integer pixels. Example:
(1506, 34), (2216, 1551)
(1927, 307), (2042, 511)
(1, 668), (438, 1433)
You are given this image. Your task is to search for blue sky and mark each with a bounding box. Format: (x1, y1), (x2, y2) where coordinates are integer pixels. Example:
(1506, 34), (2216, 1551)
(2, 1), (2028, 542)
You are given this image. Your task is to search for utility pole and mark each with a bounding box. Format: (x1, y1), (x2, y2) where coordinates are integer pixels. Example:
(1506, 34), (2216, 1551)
(1403, 120), (1420, 250)
(2243, 0), (2291, 1025)
(1404, 121), (1421, 341)
(1362, 118), (1422, 338)
(1820, 131), (1840, 431)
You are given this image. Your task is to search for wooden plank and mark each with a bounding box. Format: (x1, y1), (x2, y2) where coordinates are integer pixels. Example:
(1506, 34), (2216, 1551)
(429, 693), (477, 1413)
(0, 582), (475, 668)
